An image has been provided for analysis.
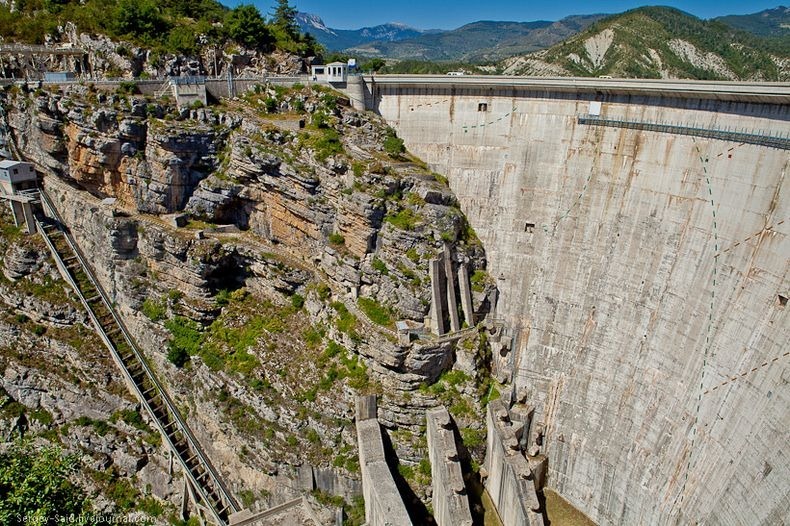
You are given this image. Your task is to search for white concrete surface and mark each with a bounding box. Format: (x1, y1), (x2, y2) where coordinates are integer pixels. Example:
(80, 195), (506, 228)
(377, 81), (790, 525)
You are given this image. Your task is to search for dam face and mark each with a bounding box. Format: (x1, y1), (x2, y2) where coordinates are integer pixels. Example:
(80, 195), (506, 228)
(374, 78), (789, 525)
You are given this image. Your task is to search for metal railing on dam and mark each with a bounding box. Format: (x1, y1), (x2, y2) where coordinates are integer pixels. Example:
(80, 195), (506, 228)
(34, 188), (240, 525)
(577, 114), (790, 150)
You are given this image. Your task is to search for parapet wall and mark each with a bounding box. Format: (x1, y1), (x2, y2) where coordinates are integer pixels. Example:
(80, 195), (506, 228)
(426, 406), (473, 526)
(377, 79), (790, 525)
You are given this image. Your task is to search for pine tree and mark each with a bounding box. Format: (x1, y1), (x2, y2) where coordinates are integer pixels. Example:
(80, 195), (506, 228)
(271, 0), (299, 41)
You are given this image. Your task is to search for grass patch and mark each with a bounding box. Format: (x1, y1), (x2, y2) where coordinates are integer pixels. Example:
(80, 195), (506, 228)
(384, 208), (419, 231)
(357, 297), (394, 329)
(331, 302), (360, 342)
(328, 232), (345, 246)
(371, 257), (388, 275)
(470, 269), (488, 293)
(141, 297), (166, 322)
(304, 129), (344, 161)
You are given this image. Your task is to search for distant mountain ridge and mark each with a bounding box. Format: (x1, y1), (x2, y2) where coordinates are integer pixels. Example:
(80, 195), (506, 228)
(348, 16), (607, 62)
(296, 12), (431, 51)
(500, 6), (789, 80)
(298, 11), (605, 62)
(715, 6), (790, 37)
(299, 5), (789, 76)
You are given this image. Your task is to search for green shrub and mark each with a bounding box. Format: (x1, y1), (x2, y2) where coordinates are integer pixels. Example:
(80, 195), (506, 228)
(116, 81), (139, 95)
(303, 325), (324, 349)
(0, 443), (88, 522)
(215, 289), (232, 306)
(351, 161), (365, 178)
(460, 427), (486, 449)
(111, 409), (147, 431)
(307, 129), (344, 160)
(316, 283), (331, 300)
(331, 302), (359, 341)
(138, 495), (164, 517)
(340, 354), (369, 390)
(385, 208), (419, 231)
(290, 293), (305, 310)
(383, 128), (406, 158)
(107, 477), (138, 510)
(164, 316), (202, 367)
(357, 297), (394, 328)
(328, 232), (345, 246)
(305, 428), (320, 444)
(371, 257), (388, 274)
(30, 408), (53, 426)
(142, 298), (166, 321)
(470, 269), (488, 293)
(238, 489), (256, 509)
(321, 340), (345, 363)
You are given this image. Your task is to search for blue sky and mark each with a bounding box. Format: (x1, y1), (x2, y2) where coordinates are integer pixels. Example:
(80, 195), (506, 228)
(218, 1), (784, 30)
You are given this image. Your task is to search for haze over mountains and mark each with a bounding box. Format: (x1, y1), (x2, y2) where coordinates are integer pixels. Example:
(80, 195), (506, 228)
(298, 5), (790, 80)
(297, 12), (607, 62)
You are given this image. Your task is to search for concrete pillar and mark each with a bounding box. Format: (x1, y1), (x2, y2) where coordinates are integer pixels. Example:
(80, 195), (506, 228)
(345, 75), (367, 111)
(458, 264), (475, 327)
(356, 395), (377, 421)
(444, 251), (461, 333)
(9, 201), (23, 227)
(21, 201), (36, 234)
(298, 463), (315, 491)
(429, 258), (447, 335)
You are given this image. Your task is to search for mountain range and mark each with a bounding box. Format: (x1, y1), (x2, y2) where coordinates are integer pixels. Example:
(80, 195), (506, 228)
(297, 12), (605, 62)
(499, 6), (788, 80)
(298, 6), (790, 71)
(715, 5), (790, 37)
(295, 13), (435, 51)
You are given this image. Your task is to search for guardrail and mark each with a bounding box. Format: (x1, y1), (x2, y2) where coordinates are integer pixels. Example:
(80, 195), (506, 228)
(578, 114), (790, 150)
(35, 189), (239, 524)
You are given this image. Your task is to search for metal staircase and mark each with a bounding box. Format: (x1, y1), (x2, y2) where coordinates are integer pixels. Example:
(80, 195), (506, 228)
(34, 188), (240, 525)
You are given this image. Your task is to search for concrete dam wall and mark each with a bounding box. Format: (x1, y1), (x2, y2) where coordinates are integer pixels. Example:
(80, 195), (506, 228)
(373, 77), (789, 525)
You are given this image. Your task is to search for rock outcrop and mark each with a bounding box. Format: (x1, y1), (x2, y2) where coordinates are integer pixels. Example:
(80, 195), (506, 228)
(0, 81), (495, 517)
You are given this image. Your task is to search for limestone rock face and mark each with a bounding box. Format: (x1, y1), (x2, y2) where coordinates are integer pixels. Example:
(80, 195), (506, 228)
(0, 22), (307, 81)
(0, 83), (493, 512)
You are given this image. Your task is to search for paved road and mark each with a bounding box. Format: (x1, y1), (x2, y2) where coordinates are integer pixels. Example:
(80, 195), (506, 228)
(362, 75), (790, 103)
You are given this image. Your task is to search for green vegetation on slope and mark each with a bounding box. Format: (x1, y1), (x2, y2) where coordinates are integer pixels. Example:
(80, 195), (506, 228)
(540, 6), (786, 80)
(0, 442), (89, 523)
(0, 0), (320, 57)
(716, 6), (790, 38)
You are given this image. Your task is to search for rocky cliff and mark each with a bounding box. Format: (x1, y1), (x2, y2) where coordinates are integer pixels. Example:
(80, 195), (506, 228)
(0, 81), (496, 520)
(0, 21), (307, 81)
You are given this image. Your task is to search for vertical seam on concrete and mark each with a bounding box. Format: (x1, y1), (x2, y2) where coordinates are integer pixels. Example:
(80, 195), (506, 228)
(678, 140), (720, 508)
